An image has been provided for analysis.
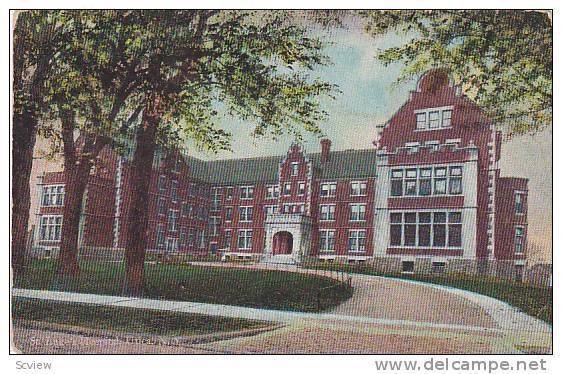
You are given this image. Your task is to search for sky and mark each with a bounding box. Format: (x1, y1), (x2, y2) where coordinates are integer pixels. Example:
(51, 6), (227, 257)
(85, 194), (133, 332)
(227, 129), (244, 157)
(30, 18), (552, 262)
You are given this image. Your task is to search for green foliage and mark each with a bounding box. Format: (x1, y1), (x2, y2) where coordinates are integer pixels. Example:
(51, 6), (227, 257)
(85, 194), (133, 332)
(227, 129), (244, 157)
(13, 298), (270, 336)
(20, 259), (353, 312)
(18, 10), (336, 156)
(362, 10), (552, 136)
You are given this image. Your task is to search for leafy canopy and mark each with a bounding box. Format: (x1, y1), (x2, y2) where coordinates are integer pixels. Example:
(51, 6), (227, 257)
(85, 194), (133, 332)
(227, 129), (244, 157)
(362, 10), (552, 136)
(33, 10), (336, 156)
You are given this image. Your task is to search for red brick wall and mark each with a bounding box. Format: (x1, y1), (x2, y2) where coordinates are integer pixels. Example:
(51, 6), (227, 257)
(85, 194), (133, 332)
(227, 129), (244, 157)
(495, 177), (528, 260)
(378, 69), (494, 260)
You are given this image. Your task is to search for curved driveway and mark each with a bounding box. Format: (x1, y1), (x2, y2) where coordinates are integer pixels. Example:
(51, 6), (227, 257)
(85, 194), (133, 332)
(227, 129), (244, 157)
(13, 263), (552, 354)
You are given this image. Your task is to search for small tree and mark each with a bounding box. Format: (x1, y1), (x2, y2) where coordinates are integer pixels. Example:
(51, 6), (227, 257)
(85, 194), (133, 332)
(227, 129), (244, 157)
(361, 10), (552, 136)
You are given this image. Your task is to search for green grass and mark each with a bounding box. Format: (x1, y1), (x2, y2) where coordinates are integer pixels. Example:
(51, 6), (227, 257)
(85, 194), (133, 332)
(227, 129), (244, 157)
(13, 297), (269, 336)
(16, 259), (353, 312)
(303, 261), (552, 324)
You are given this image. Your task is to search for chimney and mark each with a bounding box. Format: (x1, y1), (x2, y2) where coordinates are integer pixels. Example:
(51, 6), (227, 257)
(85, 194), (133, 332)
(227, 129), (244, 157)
(320, 138), (332, 163)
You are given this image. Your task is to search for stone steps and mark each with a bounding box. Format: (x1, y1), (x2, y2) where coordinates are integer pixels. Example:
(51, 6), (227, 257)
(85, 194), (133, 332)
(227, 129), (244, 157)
(261, 254), (297, 265)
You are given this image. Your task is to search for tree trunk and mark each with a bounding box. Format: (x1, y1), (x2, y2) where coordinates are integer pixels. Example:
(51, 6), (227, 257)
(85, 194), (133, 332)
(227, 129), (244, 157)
(12, 110), (38, 281)
(123, 102), (160, 296)
(56, 161), (91, 277)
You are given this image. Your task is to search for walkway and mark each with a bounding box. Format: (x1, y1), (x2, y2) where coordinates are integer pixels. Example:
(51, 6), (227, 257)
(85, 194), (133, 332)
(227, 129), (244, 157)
(12, 267), (552, 354)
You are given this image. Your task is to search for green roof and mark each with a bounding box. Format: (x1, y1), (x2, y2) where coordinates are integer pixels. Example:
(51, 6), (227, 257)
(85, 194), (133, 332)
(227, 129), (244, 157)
(183, 148), (377, 185)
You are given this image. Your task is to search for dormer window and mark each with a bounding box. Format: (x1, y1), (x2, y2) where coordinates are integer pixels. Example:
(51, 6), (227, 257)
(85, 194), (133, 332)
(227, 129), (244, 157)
(291, 162), (299, 176)
(429, 110), (440, 128)
(442, 109), (452, 127)
(416, 113), (427, 129)
(415, 106), (453, 130)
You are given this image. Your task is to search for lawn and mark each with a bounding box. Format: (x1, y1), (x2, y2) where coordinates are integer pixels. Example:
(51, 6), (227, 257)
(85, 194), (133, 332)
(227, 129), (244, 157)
(303, 261), (552, 324)
(13, 297), (271, 336)
(16, 259), (353, 312)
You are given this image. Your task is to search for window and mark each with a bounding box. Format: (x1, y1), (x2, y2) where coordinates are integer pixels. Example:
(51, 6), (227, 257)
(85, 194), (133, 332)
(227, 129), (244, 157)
(514, 227), (525, 254)
(298, 182), (306, 196)
(166, 237), (178, 252)
(402, 261), (414, 273)
(433, 262), (446, 274)
(210, 217), (220, 236)
(416, 112), (427, 130)
(265, 205), (277, 216)
(391, 165), (462, 197)
(172, 158), (181, 173)
(320, 182), (336, 197)
(449, 166), (462, 195)
(225, 187), (233, 200)
(291, 162), (299, 176)
(429, 110), (440, 128)
(405, 169), (417, 196)
(419, 168), (432, 196)
(403, 213), (416, 246)
(442, 109), (452, 127)
(390, 213), (402, 246)
(179, 226), (187, 247)
(415, 107), (454, 130)
(448, 212), (462, 247)
(238, 230), (252, 250)
(211, 188), (221, 210)
(418, 212), (431, 246)
(225, 207), (233, 222)
(224, 230), (232, 248)
(188, 228), (195, 247)
(41, 185), (65, 207)
(266, 185), (279, 199)
(351, 181), (367, 196)
(515, 192), (525, 214)
(156, 224), (165, 247)
(184, 183), (191, 196)
(391, 170), (403, 197)
(39, 215), (62, 241)
(349, 204), (366, 221)
(240, 186), (254, 200)
(158, 175), (167, 192)
(434, 167), (447, 195)
(284, 183), (291, 196)
(239, 206), (253, 222)
(433, 212), (446, 247)
(168, 210), (179, 231)
(320, 205), (335, 221)
(180, 202), (187, 217)
(348, 230), (366, 252)
(198, 230), (206, 249)
(389, 211), (462, 248)
(319, 230), (335, 252)
(170, 180), (179, 200)
(157, 197), (167, 215)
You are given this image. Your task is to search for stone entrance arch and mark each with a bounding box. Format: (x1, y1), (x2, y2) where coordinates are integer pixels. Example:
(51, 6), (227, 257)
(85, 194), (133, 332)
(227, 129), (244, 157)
(273, 231), (293, 255)
(264, 214), (312, 263)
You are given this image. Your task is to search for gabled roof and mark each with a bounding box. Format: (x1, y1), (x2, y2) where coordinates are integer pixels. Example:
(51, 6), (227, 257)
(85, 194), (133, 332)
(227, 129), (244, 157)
(183, 148), (378, 185)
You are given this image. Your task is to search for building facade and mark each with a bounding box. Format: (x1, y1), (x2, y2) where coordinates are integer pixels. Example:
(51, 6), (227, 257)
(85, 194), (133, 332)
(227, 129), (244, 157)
(33, 70), (529, 276)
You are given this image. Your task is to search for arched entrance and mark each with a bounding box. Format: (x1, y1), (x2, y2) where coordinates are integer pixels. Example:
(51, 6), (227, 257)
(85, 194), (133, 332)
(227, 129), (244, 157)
(272, 231), (293, 255)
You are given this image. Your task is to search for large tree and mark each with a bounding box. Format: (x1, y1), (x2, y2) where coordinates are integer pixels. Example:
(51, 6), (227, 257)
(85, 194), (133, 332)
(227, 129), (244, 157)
(362, 10), (552, 136)
(46, 11), (150, 276)
(12, 11), (70, 279)
(120, 10), (336, 295)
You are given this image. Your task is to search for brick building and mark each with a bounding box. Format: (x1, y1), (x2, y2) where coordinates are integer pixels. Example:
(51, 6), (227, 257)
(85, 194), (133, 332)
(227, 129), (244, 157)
(32, 69), (529, 276)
